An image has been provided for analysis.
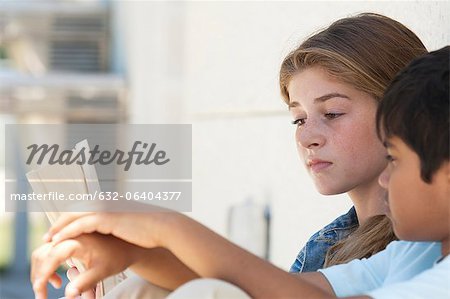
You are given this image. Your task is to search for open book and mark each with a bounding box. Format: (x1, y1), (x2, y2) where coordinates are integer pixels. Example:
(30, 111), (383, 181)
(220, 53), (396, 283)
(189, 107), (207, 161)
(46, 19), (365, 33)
(26, 139), (127, 298)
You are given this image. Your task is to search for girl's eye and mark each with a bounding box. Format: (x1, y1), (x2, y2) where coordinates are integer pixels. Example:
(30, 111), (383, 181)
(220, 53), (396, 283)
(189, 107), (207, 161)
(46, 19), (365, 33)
(324, 113), (344, 119)
(292, 118), (306, 126)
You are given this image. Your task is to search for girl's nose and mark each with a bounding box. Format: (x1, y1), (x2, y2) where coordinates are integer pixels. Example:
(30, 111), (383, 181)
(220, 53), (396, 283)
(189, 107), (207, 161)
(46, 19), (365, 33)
(296, 122), (326, 150)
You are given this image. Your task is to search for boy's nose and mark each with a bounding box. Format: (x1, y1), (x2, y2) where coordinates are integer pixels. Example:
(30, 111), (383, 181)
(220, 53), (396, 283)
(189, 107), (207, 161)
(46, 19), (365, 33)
(378, 166), (390, 189)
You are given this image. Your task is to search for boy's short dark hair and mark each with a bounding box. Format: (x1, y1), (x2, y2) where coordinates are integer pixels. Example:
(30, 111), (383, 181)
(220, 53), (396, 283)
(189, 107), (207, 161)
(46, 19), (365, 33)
(376, 46), (449, 183)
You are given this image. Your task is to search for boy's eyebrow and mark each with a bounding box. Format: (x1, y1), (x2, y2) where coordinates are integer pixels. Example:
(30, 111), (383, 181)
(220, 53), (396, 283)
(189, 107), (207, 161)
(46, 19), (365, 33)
(288, 92), (350, 109)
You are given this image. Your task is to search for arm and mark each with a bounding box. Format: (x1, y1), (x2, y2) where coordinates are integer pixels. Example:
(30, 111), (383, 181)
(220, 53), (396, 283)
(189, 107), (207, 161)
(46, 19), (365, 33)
(48, 212), (336, 298)
(44, 212), (373, 299)
(295, 272), (335, 295)
(130, 247), (200, 290)
(293, 273), (370, 299)
(164, 214), (378, 299)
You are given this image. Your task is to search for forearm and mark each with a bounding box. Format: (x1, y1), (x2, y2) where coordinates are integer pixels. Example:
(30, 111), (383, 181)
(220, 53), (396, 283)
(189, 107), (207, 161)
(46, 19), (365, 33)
(164, 214), (335, 299)
(130, 247), (200, 291)
(44, 211), (338, 297)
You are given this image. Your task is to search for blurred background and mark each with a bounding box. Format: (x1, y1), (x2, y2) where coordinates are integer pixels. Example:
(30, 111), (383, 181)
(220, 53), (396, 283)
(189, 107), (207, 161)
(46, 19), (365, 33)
(0, 0), (449, 298)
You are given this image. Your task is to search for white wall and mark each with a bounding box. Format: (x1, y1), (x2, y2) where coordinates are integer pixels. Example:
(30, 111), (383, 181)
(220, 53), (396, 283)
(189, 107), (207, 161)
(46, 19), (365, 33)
(116, 1), (450, 269)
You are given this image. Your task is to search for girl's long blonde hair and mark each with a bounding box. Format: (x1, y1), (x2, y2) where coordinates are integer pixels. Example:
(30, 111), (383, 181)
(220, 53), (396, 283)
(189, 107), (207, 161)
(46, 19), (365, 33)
(279, 13), (427, 267)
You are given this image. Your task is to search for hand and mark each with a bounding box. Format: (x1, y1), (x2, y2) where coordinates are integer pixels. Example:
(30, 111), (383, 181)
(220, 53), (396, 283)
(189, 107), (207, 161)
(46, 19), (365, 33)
(66, 265), (96, 299)
(31, 233), (145, 299)
(44, 211), (178, 249)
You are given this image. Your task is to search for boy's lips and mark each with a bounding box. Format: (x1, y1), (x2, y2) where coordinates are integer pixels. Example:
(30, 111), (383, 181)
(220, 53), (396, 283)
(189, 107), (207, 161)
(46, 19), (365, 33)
(307, 159), (333, 172)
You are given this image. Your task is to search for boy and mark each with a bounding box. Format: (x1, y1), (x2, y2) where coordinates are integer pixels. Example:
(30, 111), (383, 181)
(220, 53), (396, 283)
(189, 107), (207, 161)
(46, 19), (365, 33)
(32, 47), (449, 299)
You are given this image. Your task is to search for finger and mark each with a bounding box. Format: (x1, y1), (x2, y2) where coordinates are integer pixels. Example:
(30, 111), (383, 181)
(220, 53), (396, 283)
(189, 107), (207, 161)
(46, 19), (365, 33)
(66, 258), (76, 268)
(66, 267), (105, 298)
(48, 212), (94, 238)
(67, 267), (80, 281)
(49, 272), (62, 289)
(34, 274), (69, 297)
(95, 283), (101, 296)
(67, 267), (96, 299)
(31, 246), (42, 284)
(52, 215), (112, 244)
(33, 278), (48, 299)
(31, 243), (53, 287)
(42, 232), (52, 242)
(34, 240), (81, 294)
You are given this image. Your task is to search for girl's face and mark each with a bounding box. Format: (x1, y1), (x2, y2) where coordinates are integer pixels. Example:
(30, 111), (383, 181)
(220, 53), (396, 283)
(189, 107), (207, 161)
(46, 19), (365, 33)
(287, 66), (387, 195)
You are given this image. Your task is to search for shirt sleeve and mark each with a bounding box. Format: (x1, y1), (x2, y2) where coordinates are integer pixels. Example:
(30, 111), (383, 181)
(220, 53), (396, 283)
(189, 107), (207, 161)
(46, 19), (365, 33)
(318, 243), (393, 297)
(366, 256), (450, 299)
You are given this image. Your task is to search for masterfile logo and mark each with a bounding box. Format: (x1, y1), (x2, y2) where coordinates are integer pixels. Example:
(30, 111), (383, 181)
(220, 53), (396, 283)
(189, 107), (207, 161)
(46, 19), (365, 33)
(26, 141), (170, 171)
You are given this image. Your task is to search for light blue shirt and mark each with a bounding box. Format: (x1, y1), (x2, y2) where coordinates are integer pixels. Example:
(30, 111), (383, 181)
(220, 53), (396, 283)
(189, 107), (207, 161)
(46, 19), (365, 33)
(319, 241), (449, 298)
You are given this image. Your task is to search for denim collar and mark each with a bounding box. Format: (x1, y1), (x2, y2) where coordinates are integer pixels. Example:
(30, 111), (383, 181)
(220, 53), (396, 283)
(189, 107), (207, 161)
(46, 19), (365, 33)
(320, 206), (359, 235)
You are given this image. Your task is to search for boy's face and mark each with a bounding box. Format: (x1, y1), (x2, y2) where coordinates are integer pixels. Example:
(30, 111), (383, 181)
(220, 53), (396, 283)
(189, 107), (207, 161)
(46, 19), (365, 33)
(378, 136), (449, 242)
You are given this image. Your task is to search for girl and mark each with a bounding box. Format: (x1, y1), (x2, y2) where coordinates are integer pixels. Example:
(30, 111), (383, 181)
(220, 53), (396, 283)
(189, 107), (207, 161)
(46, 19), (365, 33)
(280, 13), (426, 271)
(32, 13), (428, 299)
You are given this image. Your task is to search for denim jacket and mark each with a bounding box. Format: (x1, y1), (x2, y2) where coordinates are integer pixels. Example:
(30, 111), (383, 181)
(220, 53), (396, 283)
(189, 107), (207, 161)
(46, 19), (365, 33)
(289, 207), (358, 273)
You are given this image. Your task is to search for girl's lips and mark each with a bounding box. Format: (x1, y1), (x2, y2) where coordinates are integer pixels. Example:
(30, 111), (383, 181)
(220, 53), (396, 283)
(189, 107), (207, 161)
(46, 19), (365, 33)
(309, 161), (333, 172)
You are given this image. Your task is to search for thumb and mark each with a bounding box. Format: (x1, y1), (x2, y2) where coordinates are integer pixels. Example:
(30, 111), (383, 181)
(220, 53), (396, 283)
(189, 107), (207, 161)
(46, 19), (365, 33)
(65, 267), (105, 298)
(67, 267), (96, 299)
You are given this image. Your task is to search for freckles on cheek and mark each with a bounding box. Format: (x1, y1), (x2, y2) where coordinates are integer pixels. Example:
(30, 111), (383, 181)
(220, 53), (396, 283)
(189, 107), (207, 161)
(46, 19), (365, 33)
(334, 132), (359, 159)
(334, 125), (382, 173)
(333, 138), (362, 180)
(349, 123), (382, 155)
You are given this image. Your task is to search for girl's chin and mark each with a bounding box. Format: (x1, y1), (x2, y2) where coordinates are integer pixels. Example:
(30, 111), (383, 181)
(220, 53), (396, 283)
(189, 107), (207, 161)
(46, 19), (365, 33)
(315, 182), (349, 195)
(316, 187), (346, 196)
